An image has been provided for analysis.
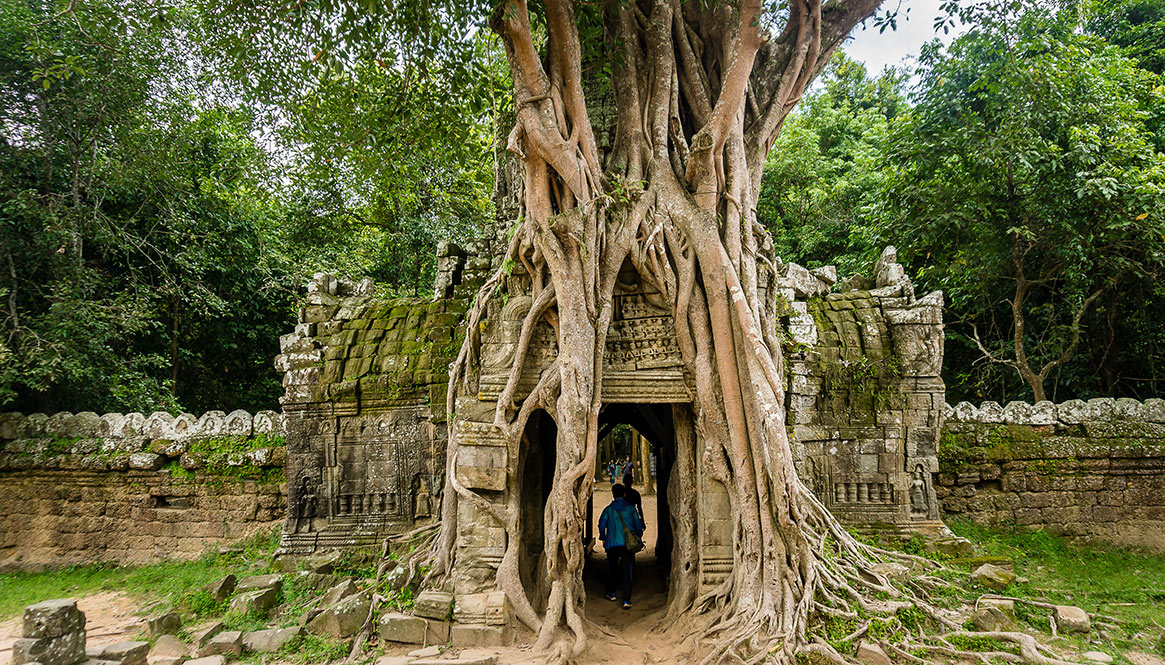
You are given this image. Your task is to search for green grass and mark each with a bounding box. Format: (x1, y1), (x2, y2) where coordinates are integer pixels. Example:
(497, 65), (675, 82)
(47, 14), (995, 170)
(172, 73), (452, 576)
(947, 518), (1165, 655)
(0, 527), (280, 620)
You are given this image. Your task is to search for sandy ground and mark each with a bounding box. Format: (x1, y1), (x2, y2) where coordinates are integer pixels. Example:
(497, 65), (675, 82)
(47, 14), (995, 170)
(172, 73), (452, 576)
(0, 591), (148, 660)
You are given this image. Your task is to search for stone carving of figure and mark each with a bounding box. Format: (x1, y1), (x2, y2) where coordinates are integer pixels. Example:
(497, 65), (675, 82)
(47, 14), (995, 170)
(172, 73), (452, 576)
(413, 474), (431, 520)
(293, 475), (319, 534)
(909, 464), (929, 516)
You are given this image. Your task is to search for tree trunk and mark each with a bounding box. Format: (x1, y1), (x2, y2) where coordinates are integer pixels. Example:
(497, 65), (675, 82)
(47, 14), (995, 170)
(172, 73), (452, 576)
(428, 2), (941, 663)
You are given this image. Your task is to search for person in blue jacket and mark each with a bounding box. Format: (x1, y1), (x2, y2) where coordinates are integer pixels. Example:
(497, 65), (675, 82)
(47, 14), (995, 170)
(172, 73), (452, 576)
(597, 483), (646, 609)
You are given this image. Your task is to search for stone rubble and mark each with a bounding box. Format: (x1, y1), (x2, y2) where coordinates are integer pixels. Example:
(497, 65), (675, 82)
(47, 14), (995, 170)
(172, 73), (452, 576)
(12, 599), (87, 665)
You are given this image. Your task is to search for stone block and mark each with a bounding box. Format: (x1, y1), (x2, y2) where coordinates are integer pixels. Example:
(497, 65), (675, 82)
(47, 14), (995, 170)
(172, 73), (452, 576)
(234, 574), (282, 594)
(12, 632), (86, 665)
(146, 612), (180, 638)
(318, 579), (360, 608)
(23, 599), (85, 639)
(972, 607), (1015, 632)
(413, 591), (454, 621)
(228, 587), (279, 616)
(183, 657), (224, 665)
(91, 642), (148, 665)
(1055, 605), (1090, 633)
(971, 563), (1015, 591)
(450, 624), (505, 648)
(203, 576), (236, 603)
(307, 592), (371, 639)
(148, 636), (188, 662)
(195, 631), (241, 659)
(241, 627), (301, 653)
(377, 613), (428, 644)
(413, 652), (495, 665)
(855, 642), (891, 665)
(188, 622), (224, 651)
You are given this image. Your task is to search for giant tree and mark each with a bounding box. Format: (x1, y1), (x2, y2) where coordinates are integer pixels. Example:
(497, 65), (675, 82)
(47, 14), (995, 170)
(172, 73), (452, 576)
(198, 1), (1088, 663)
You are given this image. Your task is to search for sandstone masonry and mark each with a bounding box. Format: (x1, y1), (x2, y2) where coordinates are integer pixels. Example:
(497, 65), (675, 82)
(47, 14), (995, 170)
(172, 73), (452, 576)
(938, 398), (1165, 552)
(0, 410), (287, 570)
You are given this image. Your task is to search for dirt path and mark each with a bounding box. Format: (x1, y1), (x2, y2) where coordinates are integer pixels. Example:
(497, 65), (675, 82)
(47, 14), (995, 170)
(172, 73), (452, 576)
(0, 591), (146, 659)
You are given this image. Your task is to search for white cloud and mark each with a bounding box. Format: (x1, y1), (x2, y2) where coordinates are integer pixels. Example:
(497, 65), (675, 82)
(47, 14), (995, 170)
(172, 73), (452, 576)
(841, 0), (965, 74)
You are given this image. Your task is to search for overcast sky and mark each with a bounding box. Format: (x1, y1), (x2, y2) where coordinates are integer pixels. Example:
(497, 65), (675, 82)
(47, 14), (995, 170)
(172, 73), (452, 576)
(841, 0), (962, 74)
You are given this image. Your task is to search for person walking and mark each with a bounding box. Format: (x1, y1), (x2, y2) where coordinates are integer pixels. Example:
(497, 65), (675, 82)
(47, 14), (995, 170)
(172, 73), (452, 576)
(622, 473), (644, 524)
(598, 483), (646, 609)
(606, 459), (617, 485)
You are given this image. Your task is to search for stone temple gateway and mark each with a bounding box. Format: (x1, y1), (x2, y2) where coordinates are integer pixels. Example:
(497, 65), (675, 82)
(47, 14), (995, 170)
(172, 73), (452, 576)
(275, 237), (948, 635)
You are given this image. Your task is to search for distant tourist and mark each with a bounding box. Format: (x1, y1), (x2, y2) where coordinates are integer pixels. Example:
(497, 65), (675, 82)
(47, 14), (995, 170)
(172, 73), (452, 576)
(606, 459), (617, 484)
(598, 483), (645, 609)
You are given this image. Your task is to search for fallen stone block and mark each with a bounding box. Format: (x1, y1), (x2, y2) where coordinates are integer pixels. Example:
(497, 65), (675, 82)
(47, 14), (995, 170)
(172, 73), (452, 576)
(188, 622), (224, 651)
(13, 632), (86, 665)
(1055, 605), (1090, 633)
(204, 577), (236, 603)
(183, 657), (224, 665)
(23, 599), (86, 640)
(128, 452), (163, 470)
(971, 564), (1015, 591)
(307, 592), (371, 639)
(195, 631), (241, 659)
(413, 591), (454, 621)
(1084, 652), (1113, 664)
(146, 612), (181, 638)
(228, 588), (279, 616)
(148, 635), (188, 662)
(318, 579), (359, 608)
(927, 537), (974, 557)
(407, 646), (442, 658)
(241, 627), (301, 654)
(306, 551), (343, 574)
(971, 607), (1015, 632)
(234, 574), (282, 594)
(870, 562), (909, 580)
(91, 642), (148, 665)
(855, 642), (891, 665)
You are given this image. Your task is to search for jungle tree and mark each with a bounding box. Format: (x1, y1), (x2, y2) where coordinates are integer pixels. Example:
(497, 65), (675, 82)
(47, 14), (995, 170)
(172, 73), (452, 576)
(194, 1), (1093, 663)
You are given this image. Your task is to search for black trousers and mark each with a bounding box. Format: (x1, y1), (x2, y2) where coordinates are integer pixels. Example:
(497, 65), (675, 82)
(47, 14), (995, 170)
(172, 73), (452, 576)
(606, 545), (634, 602)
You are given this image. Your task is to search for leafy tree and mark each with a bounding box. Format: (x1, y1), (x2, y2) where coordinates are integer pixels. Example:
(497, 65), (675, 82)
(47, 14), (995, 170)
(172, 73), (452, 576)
(759, 53), (904, 275)
(882, 1), (1165, 402)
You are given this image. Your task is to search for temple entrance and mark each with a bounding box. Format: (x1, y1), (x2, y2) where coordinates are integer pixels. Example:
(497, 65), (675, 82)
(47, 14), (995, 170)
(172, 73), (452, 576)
(585, 403), (686, 624)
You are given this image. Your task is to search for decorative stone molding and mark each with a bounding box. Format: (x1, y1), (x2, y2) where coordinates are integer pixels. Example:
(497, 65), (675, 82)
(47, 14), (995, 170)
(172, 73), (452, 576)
(0, 410), (285, 446)
(944, 397), (1165, 426)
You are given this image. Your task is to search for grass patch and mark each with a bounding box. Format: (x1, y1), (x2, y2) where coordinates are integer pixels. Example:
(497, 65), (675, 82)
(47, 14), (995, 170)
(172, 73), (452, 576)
(0, 527), (280, 620)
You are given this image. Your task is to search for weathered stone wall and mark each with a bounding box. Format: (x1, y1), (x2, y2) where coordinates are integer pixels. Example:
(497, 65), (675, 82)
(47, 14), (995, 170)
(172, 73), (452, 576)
(0, 410), (287, 570)
(275, 273), (465, 554)
(938, 398), (1165, 552)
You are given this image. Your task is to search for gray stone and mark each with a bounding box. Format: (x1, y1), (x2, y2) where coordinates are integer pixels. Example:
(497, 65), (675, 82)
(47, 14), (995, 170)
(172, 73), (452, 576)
(971, 564), (1015, 591)
(377, 613), (428, 645)
(810, 265), (837, 285)
(1055, 605), (1090, 633)
(195, 412), (226, 437)
(167, 414), (198, 438)
(23, 599), (85, 639)
(1084, 652), (1114, 664)
(1002, 402), (1032, 425)
(977, 402), (1004, 423)
(1087, 398), (1118, 422)
(952, 402), (978, 422)
(385, 565), (409, 590)
(203, 576), (235, 603)
(188, 622), (224, 651)
(1138, 398), (1165, 423)
(971, 607), (1015, 632)
(450, 624), (504, 648)
(12, 632), (86, 665)
(228, 588), (279, 616)
(1115, 398), (1141, 420)
(979, 598), (1015, 616)
(182, 657), (224, 665)
(407, 646), (441, 658)
(91, 642), (148, 665)
(318, 579), (359, 608)
(870, 562), (909, 580)
(1056, 399), (1089, 424)
(241, 627), (301, 654)
(146, 612), (180, 638)
(234, 574), (282, 594)
(195, 631), (241, 659)
(855, 642), (891, 665)
(148, 636), (188, 661)
(927, 537), (974, 557)
(306, 592), (371, 639)
(222, 410), (253, 436)
(1029, 401), (1058, 425)
(413, 654), (495, 665)
(413, 591), (454, 621)
(305, 550), (343, 574)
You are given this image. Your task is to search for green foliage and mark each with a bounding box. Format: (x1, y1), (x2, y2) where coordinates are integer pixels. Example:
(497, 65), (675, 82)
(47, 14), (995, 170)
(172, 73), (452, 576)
(882, 0), (1165, 402)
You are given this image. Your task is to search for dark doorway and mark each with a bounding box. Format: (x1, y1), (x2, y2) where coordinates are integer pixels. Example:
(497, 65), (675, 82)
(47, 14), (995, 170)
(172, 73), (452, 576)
(519, 409), (557, 610)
